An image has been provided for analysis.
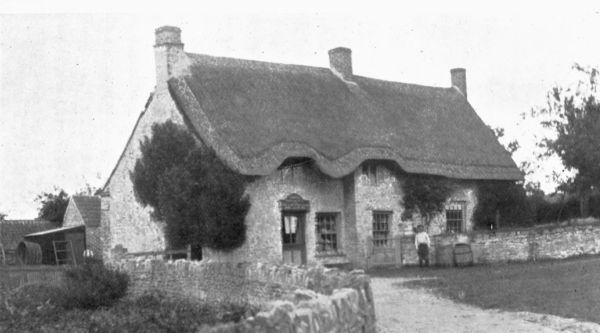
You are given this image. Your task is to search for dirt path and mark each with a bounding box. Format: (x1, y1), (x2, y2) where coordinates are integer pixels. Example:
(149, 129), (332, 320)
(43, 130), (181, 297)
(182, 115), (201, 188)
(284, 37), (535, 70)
(372, 277), (600, 333)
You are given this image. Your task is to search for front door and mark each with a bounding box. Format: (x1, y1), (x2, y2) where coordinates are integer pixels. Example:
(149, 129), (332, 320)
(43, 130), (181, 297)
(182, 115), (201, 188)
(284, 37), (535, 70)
(281, 212), (306, 266)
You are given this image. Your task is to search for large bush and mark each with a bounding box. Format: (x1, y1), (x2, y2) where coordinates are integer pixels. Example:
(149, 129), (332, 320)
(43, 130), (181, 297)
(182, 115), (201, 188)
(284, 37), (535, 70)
(132, 121), (250, 253)
(63, 263), (129, 309)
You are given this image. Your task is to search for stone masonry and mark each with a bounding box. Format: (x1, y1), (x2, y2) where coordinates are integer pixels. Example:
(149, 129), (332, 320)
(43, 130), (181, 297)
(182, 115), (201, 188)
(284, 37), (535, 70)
(115, 258), (376, 333)
(399, 222), (600, 265)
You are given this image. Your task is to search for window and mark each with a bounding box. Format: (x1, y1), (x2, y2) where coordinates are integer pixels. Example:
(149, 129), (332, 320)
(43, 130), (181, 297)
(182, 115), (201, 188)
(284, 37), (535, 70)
(372, 211), (391, 247)
(362, 162), (378, 185)
(446, 202), (466, 233)
(316, 213), (339, 253)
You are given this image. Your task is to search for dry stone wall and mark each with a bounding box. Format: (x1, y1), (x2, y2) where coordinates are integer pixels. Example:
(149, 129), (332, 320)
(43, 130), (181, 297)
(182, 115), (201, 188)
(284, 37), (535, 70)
(472, 223), (600, 263)
(115, 259), (376, 333)
(399, 222), (600, 265)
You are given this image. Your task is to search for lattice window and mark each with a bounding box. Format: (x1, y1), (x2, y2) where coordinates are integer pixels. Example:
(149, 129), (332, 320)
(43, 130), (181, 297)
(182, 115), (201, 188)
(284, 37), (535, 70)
(446, 201), (466, 233)
(316, 213), (339, 253)
(282, 215), (298, 244)
(373, 211), (391, 247)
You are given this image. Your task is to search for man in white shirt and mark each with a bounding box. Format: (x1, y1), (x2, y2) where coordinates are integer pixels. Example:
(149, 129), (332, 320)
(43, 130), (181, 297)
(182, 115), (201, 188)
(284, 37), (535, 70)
(414, 225), (431, 267)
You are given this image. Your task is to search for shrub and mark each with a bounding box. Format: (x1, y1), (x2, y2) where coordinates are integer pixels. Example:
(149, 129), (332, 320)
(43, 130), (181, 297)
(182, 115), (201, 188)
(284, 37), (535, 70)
(63, 263), (129, 309)
(87, 291), (259, 332)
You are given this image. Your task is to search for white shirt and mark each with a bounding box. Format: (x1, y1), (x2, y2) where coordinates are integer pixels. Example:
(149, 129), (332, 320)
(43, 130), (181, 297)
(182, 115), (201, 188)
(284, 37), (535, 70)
(415, 231), (430, 249)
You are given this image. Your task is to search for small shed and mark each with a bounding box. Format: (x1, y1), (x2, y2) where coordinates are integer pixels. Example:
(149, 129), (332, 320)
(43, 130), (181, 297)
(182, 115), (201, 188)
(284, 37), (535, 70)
(0, 219), (55, 265)
(23, 225), (86, 265)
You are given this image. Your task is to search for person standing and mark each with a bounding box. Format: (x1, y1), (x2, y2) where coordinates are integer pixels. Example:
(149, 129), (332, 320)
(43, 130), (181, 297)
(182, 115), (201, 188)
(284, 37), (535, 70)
(414, 225), (430, 267)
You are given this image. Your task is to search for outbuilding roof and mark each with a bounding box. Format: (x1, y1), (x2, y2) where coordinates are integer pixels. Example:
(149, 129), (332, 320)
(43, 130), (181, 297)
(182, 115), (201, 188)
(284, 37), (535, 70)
(71, 196), (101, 227)
(167, 52), (522, 180)
(0, 219), (56, 250)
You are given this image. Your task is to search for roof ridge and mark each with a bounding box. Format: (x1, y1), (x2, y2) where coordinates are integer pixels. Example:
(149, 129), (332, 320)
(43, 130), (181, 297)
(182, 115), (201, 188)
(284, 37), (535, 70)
(185, 52), (331, 73)
(185, 51), (456, 92)
(354, 74), (453, 92)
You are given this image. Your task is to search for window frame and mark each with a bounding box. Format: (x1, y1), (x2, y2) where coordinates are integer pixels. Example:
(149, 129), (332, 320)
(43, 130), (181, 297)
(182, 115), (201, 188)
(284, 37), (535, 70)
(372, 210), (392, 248)
(445, 201), (466, 233)
(315, 212), (340, 254)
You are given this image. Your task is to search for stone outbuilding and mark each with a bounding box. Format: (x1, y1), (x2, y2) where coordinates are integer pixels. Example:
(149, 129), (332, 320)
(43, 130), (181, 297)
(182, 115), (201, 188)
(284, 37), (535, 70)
(63, 195), (103, 260)
(99, 26), (522, 267)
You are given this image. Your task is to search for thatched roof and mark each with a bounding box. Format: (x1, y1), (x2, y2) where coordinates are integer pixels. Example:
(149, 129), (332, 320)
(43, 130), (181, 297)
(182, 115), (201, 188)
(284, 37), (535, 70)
(71, 196), (101, 227)
(0, 219), (55, 250)
(169, 52), (522, 180)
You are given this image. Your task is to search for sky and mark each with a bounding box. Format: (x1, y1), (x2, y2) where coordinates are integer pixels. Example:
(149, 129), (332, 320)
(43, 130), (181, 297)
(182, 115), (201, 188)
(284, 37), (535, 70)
(1, 1), (600, 218)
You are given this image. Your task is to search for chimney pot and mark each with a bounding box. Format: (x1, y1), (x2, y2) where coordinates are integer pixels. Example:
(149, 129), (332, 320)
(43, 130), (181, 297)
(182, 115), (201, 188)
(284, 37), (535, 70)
(450, 68), (467, 98)
(155, 26), (183, 47)
(328, 47), (353, 80)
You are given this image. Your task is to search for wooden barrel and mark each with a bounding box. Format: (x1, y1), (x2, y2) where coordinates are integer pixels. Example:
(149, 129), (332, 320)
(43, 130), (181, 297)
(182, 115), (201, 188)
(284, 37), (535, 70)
(436, 245), (454, 267)
(453, 243), (473, 267)
(16, 241), (42, 265)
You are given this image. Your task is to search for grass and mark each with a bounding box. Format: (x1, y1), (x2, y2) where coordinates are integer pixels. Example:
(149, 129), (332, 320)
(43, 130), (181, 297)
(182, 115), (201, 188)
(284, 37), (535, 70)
(370, 256), (600, 324)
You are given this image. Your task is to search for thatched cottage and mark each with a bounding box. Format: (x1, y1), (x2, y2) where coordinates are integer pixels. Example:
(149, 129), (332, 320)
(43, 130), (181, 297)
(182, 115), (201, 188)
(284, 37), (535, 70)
(99, 26), (521, 267)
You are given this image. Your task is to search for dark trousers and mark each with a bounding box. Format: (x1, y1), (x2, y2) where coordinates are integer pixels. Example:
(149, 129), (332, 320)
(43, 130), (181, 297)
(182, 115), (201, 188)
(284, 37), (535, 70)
(418, 243), (429, 267)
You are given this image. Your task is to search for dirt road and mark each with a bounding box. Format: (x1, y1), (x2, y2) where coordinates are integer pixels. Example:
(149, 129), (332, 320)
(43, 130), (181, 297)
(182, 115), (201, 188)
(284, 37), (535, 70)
(372, 277), (600, 333)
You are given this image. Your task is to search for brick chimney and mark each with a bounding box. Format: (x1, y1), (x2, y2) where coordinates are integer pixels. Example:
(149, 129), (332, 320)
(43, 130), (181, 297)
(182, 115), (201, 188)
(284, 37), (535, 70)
(154, 26), (185, 91)
(450, 68), (467, 98)
(328, 47), (353, 81)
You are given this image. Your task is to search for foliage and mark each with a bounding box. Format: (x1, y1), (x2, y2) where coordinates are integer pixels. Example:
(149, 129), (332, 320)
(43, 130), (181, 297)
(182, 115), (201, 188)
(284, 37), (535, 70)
(1, 285), (258, 332)
(132, 121), (250, 252)
(474, 181), (534, 228)
(531, 193), (600, 223)
(63, 262), (129, 309)
(36, 188), (69, 224)
(401, 175), (454, 230)
(531, 64), (600, 216)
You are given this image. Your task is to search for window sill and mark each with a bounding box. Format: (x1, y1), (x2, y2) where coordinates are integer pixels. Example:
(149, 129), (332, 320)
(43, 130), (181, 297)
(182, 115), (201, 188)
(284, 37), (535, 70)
(315, 252), (346, 258)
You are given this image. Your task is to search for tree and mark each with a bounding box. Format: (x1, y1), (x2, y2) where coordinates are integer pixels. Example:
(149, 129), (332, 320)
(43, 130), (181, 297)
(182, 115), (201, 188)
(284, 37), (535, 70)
(401, 175), (454, 231)
(36, 188), (69, 224)
(132, 121), (250, 254)
(531, 64), (600, 216)
(474, 126), (534, 228)
(474, 181), (534, 228)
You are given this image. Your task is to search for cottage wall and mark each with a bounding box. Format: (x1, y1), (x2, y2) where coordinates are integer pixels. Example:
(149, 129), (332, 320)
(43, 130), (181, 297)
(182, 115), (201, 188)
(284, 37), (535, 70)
(353, 164), (477, 266)
(103, 90), (186, 260)
(204, 163), (356, 267)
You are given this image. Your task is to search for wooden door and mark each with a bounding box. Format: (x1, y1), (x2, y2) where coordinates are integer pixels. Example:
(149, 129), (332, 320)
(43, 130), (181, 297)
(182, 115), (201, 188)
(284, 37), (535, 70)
(281, 212), (306, 266)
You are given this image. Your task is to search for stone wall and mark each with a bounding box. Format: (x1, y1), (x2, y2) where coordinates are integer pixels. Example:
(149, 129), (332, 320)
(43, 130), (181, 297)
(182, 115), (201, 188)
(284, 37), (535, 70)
(203, 163), (354, 267)
(357, 164), (477, 267)
(103, 89), (187, 261)
(115, 259), (376, 333)
(0, 266), (66, 292)
(471, 223), (600, 263)
(399, 222), (600, 265)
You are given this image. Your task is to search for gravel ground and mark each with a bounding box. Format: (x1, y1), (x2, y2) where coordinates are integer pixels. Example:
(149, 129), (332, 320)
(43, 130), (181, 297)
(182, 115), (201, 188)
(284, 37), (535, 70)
(372, 277), (600, 333)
